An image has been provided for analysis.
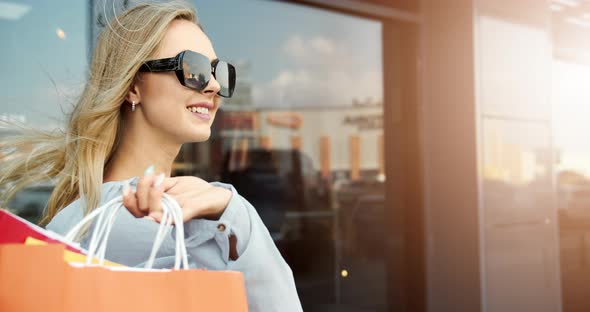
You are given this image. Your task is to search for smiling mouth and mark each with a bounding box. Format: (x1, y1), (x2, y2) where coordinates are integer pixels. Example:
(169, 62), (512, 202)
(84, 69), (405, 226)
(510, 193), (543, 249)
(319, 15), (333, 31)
(186, 106), (211, 121)
(186, 106), (209, 114)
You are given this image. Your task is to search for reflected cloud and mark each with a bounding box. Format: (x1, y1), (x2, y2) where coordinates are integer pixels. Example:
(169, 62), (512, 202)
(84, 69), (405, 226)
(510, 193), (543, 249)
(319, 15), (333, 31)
(253, 33), (382, 109)
(271, 69), (312, 89)
(284, 34), (336, 59)
(0, 2), (31, 20)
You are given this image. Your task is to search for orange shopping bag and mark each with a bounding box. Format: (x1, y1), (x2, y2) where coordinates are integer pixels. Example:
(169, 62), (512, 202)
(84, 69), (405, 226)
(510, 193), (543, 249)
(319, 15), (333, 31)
(0, 193), (248, 312)
(25, 236), (124, 267)
(0, 244), (248, 312)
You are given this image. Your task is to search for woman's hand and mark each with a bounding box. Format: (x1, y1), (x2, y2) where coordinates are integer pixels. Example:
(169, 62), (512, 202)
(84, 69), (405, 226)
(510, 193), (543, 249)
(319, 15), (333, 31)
(122, 174), (232, 223)
(159, 176), (232, 222)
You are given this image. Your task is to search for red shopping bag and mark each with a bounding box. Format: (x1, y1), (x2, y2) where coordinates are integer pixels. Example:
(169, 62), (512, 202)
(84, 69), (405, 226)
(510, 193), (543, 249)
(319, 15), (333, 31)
(0, 209), (82, 253)
(0, 244), (248, 312)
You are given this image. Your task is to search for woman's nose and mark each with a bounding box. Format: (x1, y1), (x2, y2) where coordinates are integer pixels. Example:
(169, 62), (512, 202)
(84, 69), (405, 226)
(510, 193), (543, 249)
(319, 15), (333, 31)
(202, 75), (221, 96)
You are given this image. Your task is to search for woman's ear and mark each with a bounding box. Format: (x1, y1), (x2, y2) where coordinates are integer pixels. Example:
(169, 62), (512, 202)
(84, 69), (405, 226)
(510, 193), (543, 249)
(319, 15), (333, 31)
(125, 81), (142, 105)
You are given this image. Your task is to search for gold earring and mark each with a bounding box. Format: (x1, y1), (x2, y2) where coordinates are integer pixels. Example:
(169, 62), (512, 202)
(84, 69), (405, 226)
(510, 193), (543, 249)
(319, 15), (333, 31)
(132, 100), (136, 112)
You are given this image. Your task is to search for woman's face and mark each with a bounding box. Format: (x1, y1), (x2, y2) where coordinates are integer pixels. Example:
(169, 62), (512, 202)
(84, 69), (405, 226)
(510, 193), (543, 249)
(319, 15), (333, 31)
(135, 19), (221, 144)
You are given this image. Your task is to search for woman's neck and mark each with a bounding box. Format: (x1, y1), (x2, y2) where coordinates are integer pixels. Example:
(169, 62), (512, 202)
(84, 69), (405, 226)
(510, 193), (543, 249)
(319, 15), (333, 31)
(103, 119), (181, 182)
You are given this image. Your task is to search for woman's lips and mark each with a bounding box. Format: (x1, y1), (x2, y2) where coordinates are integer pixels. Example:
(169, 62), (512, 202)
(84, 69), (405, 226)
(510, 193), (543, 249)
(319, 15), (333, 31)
(186, 102), (213, 121)
(190, 110), (211, 121)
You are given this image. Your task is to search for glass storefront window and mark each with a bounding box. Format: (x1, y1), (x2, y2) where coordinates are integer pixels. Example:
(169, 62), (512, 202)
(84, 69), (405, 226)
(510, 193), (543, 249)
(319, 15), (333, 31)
(0, 1), (88, 128)
(189, 0), (386, 309)
(0, 0), (88, 223)
(552, 3), (590, 310)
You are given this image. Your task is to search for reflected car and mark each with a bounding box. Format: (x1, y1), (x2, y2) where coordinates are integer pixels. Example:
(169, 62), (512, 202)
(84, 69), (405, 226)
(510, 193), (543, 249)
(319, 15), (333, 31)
(7, 183), (54, 225)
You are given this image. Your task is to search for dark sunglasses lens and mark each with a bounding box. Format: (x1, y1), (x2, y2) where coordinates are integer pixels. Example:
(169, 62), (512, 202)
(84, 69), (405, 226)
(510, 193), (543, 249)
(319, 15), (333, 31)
(215, 61), (236, 98)
(182, 52), (211, 91)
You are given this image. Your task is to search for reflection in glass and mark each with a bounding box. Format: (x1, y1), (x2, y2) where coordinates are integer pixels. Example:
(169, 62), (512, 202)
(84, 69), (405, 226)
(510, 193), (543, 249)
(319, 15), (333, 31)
(553, 9), (590, 307)
(481, 119), (559, 312)
(0, 0), (87, 129)
(0, 0), (88, 221)
(188, 0), (386, 309)
(476, 3), (562, 310)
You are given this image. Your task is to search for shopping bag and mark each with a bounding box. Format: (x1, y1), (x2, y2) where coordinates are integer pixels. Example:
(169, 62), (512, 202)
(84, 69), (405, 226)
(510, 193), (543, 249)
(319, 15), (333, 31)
(0, 194), (248, 312)
(0, 208), (123, 266)
(0, 209), (82, 253)
(25, 236), (123, 267)
(0, 244), (248, 312)
(0, 244), (67, 312)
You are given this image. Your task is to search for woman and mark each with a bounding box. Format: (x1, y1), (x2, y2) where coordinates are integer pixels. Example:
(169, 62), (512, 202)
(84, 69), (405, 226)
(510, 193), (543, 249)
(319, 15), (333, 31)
(0, 1), (302, 311)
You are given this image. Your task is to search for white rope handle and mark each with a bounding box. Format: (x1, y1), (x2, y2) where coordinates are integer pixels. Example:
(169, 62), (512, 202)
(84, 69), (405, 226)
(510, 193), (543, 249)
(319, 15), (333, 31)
(64, 193), (189, 270)
(144, 193), (189, 269)
(64, 196), (120, 242)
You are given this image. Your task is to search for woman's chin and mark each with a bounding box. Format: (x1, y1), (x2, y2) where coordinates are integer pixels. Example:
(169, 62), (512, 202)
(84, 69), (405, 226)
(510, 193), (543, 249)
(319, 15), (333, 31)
(188, 131), (211, 143)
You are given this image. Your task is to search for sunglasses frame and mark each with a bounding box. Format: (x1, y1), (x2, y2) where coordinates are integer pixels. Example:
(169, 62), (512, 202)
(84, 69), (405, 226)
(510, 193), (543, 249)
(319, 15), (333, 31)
(139, 50), (235, 98)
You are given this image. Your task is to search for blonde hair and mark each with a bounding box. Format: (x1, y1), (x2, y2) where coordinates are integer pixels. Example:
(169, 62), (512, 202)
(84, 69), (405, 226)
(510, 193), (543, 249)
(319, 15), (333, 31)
(0, 1), (197, 225)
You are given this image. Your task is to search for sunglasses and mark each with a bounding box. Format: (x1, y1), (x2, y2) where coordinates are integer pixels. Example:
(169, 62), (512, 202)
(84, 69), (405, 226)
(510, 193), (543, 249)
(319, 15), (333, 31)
(139, 50), (236, 98)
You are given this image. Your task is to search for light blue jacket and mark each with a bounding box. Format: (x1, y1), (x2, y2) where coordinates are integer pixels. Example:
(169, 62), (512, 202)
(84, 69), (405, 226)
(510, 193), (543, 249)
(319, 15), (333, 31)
(46, 177), (303, 312)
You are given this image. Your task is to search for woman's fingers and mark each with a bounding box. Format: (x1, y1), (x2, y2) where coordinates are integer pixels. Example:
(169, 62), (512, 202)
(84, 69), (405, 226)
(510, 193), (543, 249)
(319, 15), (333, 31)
(123, 173), (220, 223)
(148, 211), (163, 223)
(125, 167), (167, 221)
(122, 182), (143, 217)
(147, 173), (165, 219)
(136, 173), (156, 213)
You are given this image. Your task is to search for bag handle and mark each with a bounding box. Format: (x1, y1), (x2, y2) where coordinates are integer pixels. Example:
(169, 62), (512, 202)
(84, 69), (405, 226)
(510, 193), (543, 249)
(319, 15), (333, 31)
(64, 193), (189, 270)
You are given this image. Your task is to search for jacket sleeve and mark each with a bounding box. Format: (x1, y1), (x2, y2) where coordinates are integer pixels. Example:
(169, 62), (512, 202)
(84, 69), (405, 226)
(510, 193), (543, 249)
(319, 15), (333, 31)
(183, 182), (303, 312)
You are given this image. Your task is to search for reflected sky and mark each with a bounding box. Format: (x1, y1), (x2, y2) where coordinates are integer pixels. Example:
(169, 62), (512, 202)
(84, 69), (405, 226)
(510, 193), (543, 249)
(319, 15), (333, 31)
(552, 60), (590, 176)
(193, 0), (382, 109)
(0, 0), (87, 128)
(0, 0), (383, 129)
